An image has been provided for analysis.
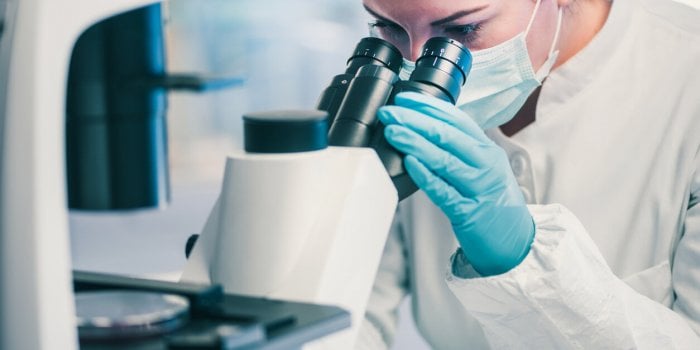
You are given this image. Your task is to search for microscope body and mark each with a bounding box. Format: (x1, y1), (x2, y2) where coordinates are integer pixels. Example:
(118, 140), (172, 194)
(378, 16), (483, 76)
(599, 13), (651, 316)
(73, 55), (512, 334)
(1, 2), (390, 348)
(181, 37), (471, 349)
(0, 2), (470, 348)
(326, 37), (472, 200)
(181, 111), (398, 349)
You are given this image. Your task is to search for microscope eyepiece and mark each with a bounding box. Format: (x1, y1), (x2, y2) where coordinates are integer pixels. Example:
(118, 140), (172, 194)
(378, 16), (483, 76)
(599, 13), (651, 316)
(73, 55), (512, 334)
(321, 36), (473, 200)
(346, 37), (404, 75)
(417, 37), (471, 80)
(317, 38), (403, 125)
(408, 37), (472, 104)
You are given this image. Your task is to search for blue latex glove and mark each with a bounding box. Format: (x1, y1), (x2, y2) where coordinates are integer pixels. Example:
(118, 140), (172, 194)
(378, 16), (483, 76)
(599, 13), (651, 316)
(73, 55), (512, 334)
(378, 92), (535, 276)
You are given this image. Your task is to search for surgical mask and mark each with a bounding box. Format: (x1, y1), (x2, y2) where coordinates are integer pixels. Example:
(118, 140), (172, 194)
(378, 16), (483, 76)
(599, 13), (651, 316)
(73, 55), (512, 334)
(457, 0), (562, 130)
(399, 58), (415, 81)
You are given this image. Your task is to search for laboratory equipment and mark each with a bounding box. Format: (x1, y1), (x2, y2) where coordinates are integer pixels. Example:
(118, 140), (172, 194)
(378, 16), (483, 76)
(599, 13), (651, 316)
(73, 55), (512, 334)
(65, 3), (243, 210)
(327, 37), (472, 200)
(74, 270), (349, 349)
(181, 109), (398, 349)
(75, 290), (192, 341)
(65, 3), (171, 210)
(181, 37), (470, 349)
(0, 1), (349, 349)
(316, 37), (403, 126)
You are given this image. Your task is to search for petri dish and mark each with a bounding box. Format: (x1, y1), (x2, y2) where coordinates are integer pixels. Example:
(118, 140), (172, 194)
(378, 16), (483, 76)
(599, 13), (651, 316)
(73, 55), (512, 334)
(76, 290), (190, 340)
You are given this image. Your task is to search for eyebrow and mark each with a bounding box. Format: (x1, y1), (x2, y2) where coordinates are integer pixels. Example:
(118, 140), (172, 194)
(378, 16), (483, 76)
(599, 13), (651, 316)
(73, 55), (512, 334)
(430, 7), (487, 26)
(363, 5), (400, 26)
(363, 4), (487, 27)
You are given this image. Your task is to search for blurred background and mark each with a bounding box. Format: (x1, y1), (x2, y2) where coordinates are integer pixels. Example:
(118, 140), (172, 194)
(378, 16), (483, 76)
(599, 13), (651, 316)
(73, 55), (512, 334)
(69, 0), (428, 348)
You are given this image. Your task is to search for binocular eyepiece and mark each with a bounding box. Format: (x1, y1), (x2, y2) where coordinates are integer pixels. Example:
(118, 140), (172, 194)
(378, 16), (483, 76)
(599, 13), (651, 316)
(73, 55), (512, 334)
(408, 37), (471, 104)
(318, 37), (472, 200)
(316, 37), (404, 124)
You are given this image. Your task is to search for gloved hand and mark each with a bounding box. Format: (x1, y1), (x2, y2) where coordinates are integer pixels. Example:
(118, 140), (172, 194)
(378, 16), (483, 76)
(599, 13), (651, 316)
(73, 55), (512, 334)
(378, 92), (535, 276)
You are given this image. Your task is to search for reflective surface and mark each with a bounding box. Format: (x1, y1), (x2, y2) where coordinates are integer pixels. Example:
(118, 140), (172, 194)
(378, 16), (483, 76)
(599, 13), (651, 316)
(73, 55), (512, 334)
(76, 291), (189, 340)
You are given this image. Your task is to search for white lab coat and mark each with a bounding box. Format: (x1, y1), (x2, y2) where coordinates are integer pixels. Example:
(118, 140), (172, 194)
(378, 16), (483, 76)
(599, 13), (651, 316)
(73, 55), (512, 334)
(357, 0), (700, 348)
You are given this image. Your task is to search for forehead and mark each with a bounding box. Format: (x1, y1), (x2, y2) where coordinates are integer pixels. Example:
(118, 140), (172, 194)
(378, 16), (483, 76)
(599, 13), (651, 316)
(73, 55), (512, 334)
(362, 0), (495, 23)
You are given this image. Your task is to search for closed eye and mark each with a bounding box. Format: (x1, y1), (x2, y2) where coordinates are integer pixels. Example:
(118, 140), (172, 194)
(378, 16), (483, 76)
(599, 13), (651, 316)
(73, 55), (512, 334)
(444, 23), (482, 46)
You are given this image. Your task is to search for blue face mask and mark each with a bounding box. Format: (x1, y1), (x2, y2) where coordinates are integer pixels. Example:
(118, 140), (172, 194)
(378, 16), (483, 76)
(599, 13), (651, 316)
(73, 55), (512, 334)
(399, 0), (562, 130)
(457, 1), (562, 130)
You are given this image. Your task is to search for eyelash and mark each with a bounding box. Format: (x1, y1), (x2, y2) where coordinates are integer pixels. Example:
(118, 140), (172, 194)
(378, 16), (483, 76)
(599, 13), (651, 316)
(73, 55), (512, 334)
(368, 20), (402, 32)
(367, 20), (482, 46)
(367, 20), (408, 43)
(444, 23), (482, 45)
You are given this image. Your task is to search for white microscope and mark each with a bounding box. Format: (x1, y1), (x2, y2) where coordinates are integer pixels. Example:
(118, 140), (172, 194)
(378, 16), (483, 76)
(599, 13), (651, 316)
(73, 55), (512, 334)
(0, 0), (357, 348)
(0, 0), (470, 347)
(182, 35), (471, 349)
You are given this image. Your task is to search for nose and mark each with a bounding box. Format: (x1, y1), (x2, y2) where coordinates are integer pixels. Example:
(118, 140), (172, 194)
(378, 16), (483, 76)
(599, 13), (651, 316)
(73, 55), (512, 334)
(408, 34), (432, 61)
(409, 40), (424, 61)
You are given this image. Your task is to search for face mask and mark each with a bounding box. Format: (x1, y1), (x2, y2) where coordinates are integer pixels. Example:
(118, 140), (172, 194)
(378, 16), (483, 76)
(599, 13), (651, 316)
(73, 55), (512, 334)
(399, 58), (415, 81)
(457, 0), (563, 130)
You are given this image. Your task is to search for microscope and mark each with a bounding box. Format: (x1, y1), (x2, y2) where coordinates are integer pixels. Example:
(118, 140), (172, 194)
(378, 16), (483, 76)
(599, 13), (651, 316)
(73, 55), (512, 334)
(182, 36), (472, 349)
(0, 1), (350, 349)
(0, 0), (471, 348)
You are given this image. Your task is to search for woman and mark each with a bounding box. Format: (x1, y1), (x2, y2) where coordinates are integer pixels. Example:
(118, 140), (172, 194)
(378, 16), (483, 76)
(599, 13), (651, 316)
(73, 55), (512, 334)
(357, 0), (700, 348)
